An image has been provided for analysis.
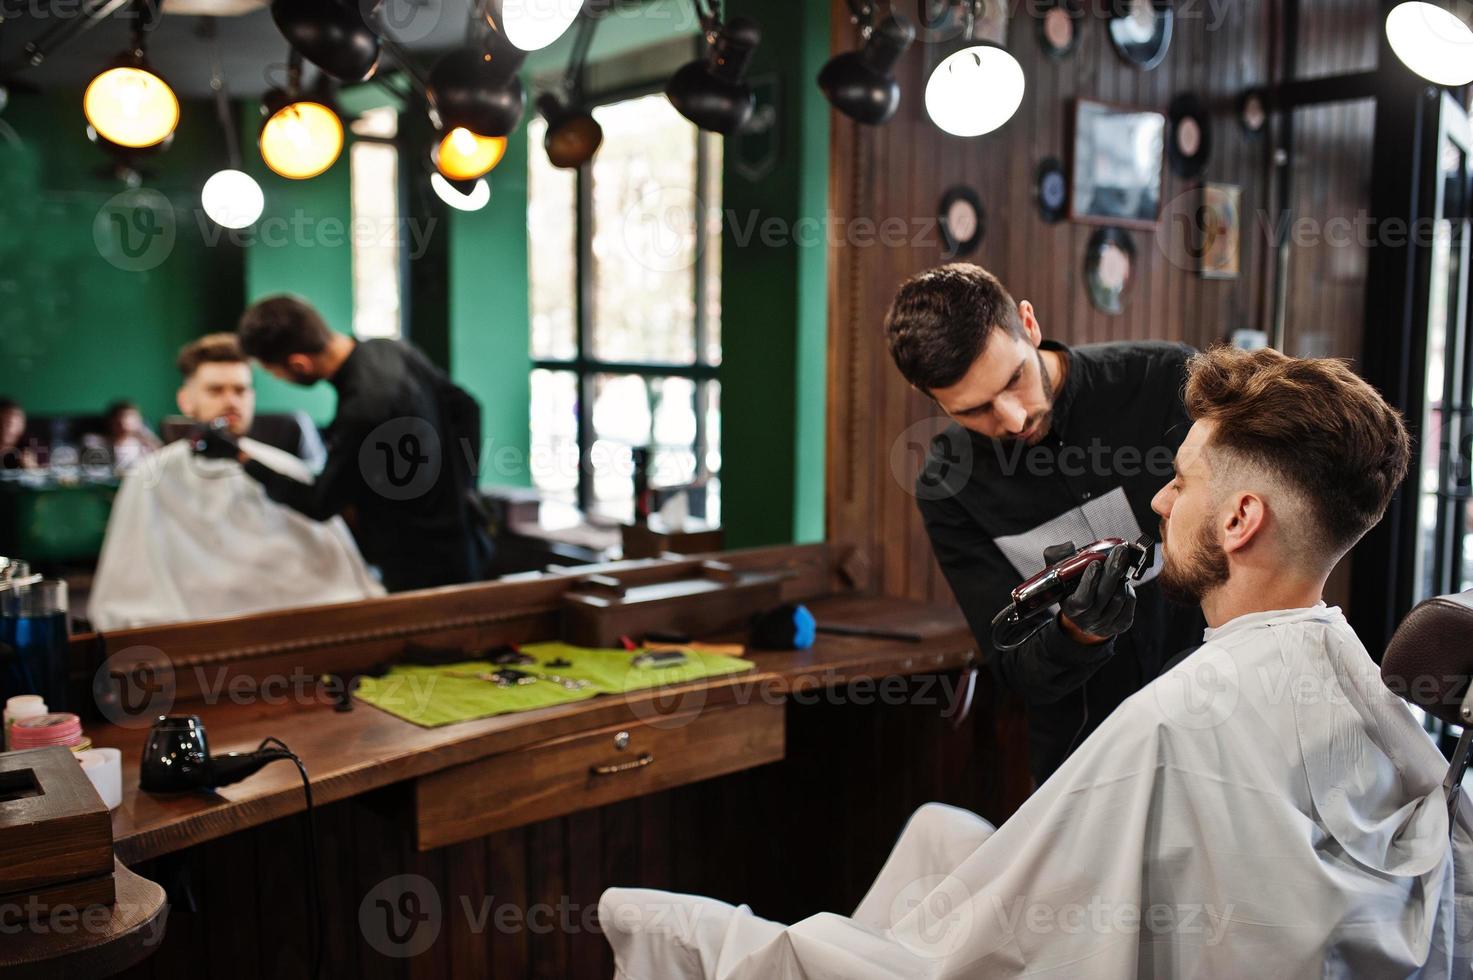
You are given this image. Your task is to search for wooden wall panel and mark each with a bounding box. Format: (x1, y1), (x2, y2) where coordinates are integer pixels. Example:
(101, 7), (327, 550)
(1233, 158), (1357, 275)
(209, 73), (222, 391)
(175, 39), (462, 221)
(827, 0), (1278, 601)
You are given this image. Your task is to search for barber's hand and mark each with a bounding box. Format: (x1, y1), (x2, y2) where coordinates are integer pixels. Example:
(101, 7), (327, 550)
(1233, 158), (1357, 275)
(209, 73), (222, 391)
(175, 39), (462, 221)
(192, 421), (241, 461)
(1057, 543), (1137, 644)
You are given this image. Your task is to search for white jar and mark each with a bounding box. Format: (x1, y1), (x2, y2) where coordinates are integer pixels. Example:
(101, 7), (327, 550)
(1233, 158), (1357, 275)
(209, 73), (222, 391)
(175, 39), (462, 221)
(4, 695), (47, 751)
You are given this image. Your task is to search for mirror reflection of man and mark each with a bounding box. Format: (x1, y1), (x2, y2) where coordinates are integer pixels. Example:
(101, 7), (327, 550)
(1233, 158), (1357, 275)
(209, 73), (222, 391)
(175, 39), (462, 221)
(232, 296), (492, 593)
(88, 335), (383, 631)
(884, 264), (1205, 783)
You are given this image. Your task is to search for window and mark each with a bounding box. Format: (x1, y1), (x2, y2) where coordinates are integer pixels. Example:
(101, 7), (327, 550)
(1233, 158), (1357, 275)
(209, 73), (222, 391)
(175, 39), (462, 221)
(528, 89), (722, 524)
(350, 106), (403, 340)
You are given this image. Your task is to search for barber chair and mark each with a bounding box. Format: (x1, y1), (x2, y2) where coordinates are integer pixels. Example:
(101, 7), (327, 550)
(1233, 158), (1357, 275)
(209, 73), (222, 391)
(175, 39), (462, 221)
(1381, 588), (1473, 834)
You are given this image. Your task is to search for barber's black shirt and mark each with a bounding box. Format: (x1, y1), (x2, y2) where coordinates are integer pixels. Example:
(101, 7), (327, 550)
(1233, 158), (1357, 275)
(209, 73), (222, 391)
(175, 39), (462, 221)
(917, 340), (1206, 783)
(244, 339), (491, 592)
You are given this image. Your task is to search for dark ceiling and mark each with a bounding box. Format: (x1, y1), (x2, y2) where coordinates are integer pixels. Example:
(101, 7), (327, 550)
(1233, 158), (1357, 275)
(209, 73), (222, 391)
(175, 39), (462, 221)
(1, 0), (476, 98)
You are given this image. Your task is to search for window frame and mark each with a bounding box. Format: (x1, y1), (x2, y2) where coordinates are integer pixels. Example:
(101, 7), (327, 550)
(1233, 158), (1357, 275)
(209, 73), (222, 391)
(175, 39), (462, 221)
(530, 79), (720, 517)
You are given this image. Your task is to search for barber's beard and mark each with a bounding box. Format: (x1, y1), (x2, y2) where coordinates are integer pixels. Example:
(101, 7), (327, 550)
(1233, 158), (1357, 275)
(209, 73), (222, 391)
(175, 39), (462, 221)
(997, 350), (1056, 449)
(1158, 518), (1230, 605)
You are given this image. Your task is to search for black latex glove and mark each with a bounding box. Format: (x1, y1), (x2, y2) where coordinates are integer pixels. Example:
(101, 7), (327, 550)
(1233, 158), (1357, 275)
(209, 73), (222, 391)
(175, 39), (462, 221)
(192, 420), (241, 461)
(1052, 541), (1137, 640)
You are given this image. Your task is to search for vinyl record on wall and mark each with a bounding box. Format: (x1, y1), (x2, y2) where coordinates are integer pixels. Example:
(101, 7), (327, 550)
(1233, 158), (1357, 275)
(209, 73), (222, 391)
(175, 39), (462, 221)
(1037, 0), (1084, 59)
(1085, 226), (1136, 315)
(1109, 0), (1174, 71)
(939, 185), (985, 257)
(1166, 93), (1211, 178)
(1239, 88), (1269, 137)
(1036, 157), (1068, 223)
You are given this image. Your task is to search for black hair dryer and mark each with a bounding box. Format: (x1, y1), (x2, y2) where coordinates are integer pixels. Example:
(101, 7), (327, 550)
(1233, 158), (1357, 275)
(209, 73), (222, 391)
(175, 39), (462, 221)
(139, 715), (294, 792)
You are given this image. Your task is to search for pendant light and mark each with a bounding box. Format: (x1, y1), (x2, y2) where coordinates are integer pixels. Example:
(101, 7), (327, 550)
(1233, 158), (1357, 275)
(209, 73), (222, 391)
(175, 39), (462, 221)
(1385, 1), (1473, 86)
(201, 21), (264, 229)
(666, 0), (761, 135)
(536, 10), (602, 168)
(818, 2), (915, 126)
(433, 126), (508, 180)
(270, 0), (381, 82)
(483, 0), (588, 52)
(923, 0), (1024, 138)
(83, 0), (179, 149)
(259, 51), (345, 180)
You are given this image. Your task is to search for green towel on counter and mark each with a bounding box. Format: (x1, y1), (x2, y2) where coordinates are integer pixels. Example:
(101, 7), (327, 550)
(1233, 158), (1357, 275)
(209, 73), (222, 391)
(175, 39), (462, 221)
(353, 642), (756, 728)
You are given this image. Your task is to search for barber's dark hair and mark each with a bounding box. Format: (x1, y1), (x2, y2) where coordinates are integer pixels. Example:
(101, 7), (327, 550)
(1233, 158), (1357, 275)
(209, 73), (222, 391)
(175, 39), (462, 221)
(176, 333), (246, 380)
(0, 398), (18, 415)
(1185, 346), (1410, 564)
(884, 263), (1026, 394)
(237, 295), (334, 365)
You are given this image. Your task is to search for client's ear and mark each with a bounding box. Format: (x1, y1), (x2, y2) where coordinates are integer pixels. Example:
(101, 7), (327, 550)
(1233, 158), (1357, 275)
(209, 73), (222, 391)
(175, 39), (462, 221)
(175, 386), (191, 418)
(1221, 491), (1268, 554)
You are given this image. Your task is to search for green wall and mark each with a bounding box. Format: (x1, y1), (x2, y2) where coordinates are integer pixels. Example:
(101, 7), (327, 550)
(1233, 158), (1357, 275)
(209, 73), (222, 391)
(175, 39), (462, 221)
(448, 127), (533, 488)
(0, 89), (244, 424)
(716, 0), (831, 547)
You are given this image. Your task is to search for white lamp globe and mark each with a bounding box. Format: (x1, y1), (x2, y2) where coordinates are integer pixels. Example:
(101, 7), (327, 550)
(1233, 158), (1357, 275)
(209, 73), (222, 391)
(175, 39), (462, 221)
(496, 0), (587, 52)
(431, 172), (491, 212)
(201, 169), (264, 229)
(925, 45), (1026, 138)
(1386, 2), (1473, 86)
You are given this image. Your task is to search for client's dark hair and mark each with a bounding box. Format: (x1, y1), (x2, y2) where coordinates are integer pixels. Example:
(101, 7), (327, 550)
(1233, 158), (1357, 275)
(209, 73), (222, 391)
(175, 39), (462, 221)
(237, 295), (334, 365)
(884, 263), (1026, 394)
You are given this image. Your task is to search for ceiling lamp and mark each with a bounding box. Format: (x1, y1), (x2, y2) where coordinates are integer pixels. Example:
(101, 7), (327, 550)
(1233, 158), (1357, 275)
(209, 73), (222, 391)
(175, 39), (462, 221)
(259, 52), (344, 179)
(1386, 1), (1473, 86)
(201, 22), (264, 229)
(434, 127), (508, 180)
(666, 2), (761, 135)
(270, 0), (380, 82)
(536, 10), (602, 168)
(431, 172), (491, 211)
(818, 4), (915, 126)
(83, 5), (179, 149)
(924, 0), (1024, 137)
(483, 0), (588, 52)
(428, 44), (528, 140)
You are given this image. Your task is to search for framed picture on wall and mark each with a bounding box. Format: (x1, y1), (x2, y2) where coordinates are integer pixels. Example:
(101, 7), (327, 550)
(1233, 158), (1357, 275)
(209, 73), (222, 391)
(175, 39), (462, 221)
(1199, 182), (1242, 279)
(1069, 99), (1166, 229)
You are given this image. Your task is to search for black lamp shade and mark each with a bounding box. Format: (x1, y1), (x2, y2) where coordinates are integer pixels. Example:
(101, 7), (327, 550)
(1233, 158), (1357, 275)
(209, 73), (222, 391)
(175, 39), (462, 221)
(270, 0), (380, 83)
(818, 13), (914, 125)
(536, 93), (603, 169)
(666, 16), (761, 135)
(429, 47), (528, 138)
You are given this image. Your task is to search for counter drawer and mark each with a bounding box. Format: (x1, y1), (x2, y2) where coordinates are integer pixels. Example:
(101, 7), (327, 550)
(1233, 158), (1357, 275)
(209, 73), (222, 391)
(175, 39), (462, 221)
(414, 699), (785, 850)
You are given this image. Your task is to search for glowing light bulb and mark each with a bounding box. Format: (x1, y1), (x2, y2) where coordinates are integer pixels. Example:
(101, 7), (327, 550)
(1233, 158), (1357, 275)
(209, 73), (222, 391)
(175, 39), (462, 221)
(83, 65), (179, 148)
(924, 45), (1025, 138)
(260, 100), (343, 180)
(431, 173), (491, 211)
(1386, 2), (1473, 86)
(201, 169), (265, 229)
(434, 127), (507, 181)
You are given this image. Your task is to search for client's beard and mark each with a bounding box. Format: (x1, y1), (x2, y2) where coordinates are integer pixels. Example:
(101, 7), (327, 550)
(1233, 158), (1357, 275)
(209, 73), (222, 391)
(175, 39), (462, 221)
(1157, 518), (1230, 605)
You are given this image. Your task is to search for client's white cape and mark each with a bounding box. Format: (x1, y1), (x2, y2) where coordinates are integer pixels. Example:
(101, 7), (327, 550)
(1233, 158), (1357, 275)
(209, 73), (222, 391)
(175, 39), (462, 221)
(89, 438), (384, 630)
(601, 604), (1473, 978)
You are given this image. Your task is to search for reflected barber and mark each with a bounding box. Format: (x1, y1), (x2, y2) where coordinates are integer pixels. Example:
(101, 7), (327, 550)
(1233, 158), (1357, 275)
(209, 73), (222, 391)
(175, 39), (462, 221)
(884, 263), (1205, 783)
(213, 295), (494, 593)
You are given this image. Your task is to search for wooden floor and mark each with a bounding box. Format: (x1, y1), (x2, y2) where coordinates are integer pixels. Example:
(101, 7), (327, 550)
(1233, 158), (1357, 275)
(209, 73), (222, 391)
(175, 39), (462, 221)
(114, 670), (1022, 979)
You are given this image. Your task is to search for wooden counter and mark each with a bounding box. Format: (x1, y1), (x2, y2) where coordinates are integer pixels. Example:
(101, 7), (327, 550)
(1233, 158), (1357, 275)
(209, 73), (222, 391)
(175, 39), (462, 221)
(94, 594), (974, 864)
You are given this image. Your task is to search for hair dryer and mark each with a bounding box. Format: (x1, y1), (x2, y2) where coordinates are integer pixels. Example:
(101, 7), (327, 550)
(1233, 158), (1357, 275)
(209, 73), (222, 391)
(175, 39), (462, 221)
(139, 715), (297, 792)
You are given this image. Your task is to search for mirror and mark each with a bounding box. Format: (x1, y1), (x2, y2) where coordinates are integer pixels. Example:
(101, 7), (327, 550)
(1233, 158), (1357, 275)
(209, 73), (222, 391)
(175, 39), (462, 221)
(0, 11), (816, 638)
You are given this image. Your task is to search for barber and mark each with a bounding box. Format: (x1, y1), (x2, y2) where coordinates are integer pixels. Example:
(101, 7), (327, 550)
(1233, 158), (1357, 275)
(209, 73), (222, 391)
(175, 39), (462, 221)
(884, 264), (1204, 784)
(221, 295), (493, 592)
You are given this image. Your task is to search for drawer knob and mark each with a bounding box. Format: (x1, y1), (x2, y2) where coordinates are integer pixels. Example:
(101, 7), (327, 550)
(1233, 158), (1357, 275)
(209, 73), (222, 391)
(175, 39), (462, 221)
(591, 753), (654, 776)
(613, 730), (631, 751)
